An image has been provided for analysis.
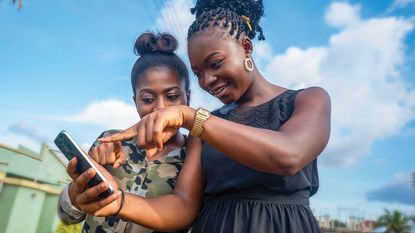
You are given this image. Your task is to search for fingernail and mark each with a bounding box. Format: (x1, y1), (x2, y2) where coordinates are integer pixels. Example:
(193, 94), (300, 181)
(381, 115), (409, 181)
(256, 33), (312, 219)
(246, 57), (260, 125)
(100, 183), (106, 189)
(88, 169), (94, 175)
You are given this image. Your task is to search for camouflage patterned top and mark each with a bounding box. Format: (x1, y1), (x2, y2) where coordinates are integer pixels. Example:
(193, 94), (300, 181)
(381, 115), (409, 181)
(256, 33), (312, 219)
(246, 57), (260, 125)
(57, 130), (187, 233)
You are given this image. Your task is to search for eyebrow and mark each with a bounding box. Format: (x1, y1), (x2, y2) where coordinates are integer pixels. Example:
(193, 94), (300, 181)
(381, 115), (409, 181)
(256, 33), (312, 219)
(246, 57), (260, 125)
(191, 52), (220, 70)
(139, 86), (182, 95)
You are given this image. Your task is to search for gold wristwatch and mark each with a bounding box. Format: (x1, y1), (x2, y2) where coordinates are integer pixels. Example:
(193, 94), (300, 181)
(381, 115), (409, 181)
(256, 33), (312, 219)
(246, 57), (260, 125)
(190, 108), (211, 137)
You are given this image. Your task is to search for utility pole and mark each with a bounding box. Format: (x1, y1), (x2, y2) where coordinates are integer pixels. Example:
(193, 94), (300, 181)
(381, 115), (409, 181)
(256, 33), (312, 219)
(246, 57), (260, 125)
(10, 0), (23, 10)
(412, 171), (415, 189)
(412, 171), (415, 210)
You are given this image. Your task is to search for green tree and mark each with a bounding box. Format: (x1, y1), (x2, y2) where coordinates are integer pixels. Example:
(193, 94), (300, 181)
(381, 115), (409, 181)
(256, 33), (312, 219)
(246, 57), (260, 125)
(330, 219), (347, 228)
(56, 221), (82, 233)
(375, 209), (411, 233)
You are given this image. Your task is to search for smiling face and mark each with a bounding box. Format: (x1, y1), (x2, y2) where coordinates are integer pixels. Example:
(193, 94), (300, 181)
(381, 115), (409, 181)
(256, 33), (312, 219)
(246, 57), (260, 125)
(133, 67), (189, 118)
(188, 34), (254, 104)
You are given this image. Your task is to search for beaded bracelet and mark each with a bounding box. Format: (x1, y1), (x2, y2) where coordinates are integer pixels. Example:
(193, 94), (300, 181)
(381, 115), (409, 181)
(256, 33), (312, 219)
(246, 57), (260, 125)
(112, 189), (125, 216)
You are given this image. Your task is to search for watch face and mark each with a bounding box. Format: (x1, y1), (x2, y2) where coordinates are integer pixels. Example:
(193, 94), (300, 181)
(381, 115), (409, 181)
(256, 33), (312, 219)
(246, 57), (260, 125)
(198, 108), (210, 117)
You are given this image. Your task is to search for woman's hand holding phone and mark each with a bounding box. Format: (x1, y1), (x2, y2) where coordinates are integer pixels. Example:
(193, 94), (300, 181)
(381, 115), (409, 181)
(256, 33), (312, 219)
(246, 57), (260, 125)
(66, 157), (124, 216)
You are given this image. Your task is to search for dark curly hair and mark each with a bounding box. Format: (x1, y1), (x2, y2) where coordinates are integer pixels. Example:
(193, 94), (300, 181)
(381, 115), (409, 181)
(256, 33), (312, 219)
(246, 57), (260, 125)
(187, 0), (265, 41)
(131, 32), (190, 96)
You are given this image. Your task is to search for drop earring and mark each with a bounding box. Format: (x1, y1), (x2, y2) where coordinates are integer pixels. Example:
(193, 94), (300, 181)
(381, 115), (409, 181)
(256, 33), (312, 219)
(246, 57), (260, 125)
(244, 54), (254, 72)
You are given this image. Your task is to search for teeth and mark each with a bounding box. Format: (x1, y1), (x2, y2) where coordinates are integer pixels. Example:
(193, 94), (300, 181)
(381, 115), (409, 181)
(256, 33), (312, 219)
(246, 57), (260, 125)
(214, 86), (225, 95)
(215, 87), (225, 94)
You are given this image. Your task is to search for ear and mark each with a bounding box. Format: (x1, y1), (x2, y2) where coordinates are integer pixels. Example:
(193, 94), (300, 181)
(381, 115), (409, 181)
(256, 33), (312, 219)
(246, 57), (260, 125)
(133, 95), (140, 113)
(132, 95), (137, 105)
(133, 95), (143, 117)
(241, 36), (253, 55)
(186, 90), (191, 106)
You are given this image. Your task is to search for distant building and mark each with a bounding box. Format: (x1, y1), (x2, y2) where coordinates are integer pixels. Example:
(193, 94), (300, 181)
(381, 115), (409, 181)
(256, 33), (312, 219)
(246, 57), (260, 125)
(318, 214), (376, 233)
(319, 215), (331, 228)
(0, 142), (70, 233)
(362, 220), (376, 232)
(348, 216), (365, 231)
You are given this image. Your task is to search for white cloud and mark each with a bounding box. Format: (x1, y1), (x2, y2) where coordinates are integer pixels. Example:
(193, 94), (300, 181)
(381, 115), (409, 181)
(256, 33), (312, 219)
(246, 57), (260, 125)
(387, 0), (415, 12)
(262, 46), (328, 89)
(0, 128), (42, 152)
(253, 41), (274, 68)
(55, 99), (139, 129)
(261, 3), (415, 166)
(394, 0), (415, 7)
(154, 0), (194, 60)
(325, 1), (361, 29)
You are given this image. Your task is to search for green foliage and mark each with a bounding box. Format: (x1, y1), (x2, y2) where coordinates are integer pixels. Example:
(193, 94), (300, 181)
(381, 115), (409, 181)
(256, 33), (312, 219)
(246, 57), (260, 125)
(56, 221), (82, 233)
(375, 209), (411, 233)
(330, 219), (347, 228)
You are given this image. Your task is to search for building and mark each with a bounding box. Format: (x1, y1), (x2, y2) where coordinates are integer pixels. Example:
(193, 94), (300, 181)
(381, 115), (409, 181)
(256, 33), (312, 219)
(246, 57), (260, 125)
(362, 220), (376, 232)
(0, 142), (70, 233)
(318, 214), (376, 233)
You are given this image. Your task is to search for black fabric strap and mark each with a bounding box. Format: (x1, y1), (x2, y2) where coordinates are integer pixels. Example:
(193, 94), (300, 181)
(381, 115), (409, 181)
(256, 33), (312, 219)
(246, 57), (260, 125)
(112, 189), (125, 216)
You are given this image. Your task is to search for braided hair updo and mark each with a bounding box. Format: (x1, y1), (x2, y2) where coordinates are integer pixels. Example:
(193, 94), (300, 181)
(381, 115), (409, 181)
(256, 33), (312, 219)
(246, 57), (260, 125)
(131, 32), (189, 96)
(187, 0), (265, 41)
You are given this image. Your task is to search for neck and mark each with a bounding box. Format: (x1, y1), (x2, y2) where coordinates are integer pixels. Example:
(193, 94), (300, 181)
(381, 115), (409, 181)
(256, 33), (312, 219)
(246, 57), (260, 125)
(236, 70), (285, 107)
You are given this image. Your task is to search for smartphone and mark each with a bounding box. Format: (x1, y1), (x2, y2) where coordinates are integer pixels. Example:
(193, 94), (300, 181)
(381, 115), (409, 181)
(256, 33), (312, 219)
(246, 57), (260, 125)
(54, 130), (114, 199)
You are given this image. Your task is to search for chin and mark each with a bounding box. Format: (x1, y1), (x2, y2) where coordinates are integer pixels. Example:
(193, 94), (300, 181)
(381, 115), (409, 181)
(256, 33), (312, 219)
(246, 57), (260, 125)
(218, 96), (235, 105)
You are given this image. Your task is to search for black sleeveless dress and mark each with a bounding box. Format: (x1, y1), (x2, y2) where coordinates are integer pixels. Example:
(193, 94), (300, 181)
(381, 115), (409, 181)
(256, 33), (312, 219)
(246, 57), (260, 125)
(191, 90), (321, 233)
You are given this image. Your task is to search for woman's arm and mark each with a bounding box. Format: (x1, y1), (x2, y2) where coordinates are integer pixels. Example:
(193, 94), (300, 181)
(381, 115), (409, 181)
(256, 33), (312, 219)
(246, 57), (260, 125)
(195, 87), (331, 175)
(119, 136), (204, 231)
(78, 136), (204, 232)
(101, 87), (330, 176)
(57, 184), (86, 224)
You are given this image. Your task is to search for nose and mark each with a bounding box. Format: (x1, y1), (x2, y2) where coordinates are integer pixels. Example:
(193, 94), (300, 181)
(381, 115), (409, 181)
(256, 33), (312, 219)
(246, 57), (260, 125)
(200, 73), (217, 91)
(152, 98), (166, 112)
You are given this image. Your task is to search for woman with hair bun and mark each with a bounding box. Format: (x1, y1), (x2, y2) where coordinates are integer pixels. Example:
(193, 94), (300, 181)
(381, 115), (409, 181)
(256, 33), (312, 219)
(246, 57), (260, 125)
(57, 31), (190, 233)
(74, 0), (331, 232)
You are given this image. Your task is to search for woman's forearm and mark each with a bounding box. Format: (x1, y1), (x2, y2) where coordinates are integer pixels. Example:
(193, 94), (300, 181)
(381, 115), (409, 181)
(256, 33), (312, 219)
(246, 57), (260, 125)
(181, 88), (331, 175)
(118, 192), (199, 231)
(117, 136), (204, 231)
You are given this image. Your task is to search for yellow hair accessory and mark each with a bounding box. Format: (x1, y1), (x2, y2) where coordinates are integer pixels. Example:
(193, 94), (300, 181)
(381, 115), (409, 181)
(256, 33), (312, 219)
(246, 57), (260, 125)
(241, 15), (253, 32)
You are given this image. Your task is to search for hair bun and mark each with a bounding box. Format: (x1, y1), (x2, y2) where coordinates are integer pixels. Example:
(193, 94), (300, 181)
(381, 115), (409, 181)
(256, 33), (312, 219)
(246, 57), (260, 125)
(134, 32), (178, 56)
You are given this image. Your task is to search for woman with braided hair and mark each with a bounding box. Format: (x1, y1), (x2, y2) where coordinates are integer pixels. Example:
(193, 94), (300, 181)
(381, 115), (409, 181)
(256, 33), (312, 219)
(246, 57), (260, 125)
(71, 0), (330, 232)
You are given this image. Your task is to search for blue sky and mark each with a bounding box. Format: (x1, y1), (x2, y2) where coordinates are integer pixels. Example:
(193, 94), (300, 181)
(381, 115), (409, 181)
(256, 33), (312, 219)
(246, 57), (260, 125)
(0, 0), (414, 221)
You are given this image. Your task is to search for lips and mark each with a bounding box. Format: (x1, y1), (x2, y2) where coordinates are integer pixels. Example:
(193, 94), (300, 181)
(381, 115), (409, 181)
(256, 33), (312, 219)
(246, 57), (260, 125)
(209, 83), (229, 97)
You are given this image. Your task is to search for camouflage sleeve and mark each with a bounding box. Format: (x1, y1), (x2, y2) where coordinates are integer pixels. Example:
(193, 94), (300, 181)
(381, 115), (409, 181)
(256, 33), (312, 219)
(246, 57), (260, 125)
(57, 184), (86, 224)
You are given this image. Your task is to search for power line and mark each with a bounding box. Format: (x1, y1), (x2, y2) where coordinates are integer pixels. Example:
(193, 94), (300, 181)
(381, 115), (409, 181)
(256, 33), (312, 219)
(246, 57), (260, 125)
(143, 0), (159, 33)
(144, 0), (219, 110)
(154, 0), (187, 58)
(165, 1), (188, 53)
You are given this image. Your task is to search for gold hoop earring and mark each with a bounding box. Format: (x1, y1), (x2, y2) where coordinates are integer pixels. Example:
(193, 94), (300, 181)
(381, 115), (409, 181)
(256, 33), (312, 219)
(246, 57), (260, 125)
(244, 55), (254, 72)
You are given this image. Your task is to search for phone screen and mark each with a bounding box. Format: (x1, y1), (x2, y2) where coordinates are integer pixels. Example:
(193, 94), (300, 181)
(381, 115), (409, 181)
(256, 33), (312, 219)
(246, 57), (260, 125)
(54, 130), (114, 198)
